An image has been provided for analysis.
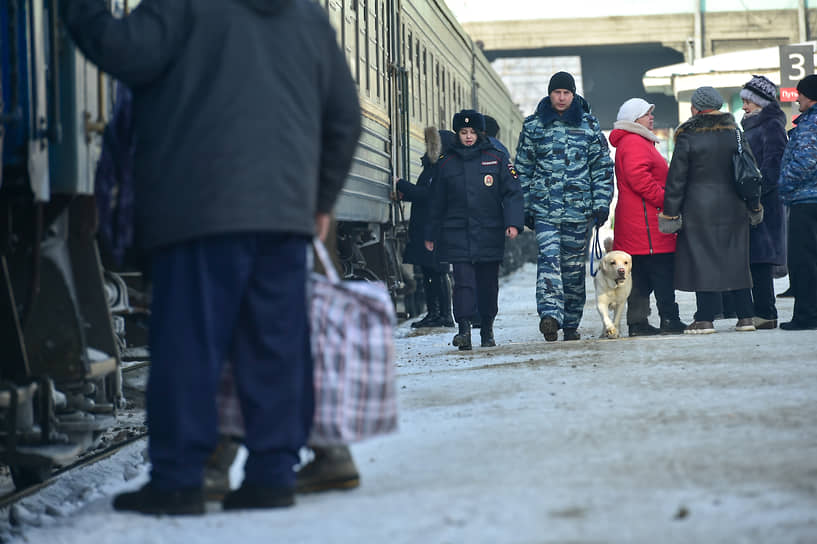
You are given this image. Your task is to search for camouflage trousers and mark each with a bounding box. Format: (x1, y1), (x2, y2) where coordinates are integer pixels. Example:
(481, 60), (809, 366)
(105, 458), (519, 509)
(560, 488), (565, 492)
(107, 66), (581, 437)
(534, 219), (592, 329)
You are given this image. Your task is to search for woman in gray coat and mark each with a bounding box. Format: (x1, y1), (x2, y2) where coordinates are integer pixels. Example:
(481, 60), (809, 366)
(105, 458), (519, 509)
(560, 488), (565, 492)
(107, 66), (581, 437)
(659, 87), (763, 334)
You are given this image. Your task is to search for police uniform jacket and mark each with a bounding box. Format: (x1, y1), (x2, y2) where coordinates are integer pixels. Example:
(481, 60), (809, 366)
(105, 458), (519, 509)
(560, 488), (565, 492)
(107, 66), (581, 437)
(426, 139), (524, 263)
(514, 95), (614, 224)
(61, 0), (361, 250)
(779, 103), (817, 206)
(664, 112), (752, 292)
(742, 102), (787, 266)
(609, 122), (676, 256)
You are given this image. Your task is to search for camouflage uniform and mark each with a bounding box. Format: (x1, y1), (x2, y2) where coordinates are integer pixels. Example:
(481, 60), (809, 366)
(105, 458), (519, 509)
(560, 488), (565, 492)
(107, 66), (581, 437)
(515, 94), (614, 330)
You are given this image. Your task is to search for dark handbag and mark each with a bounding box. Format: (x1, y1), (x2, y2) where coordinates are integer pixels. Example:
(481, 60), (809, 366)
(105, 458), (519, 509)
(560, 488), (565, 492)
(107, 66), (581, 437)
(732, 129), (762, 203)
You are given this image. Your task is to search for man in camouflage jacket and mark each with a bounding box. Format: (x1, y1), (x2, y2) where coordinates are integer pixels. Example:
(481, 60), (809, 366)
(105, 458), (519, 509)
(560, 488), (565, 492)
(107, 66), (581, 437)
(514, 72), (614, 341)
(777, 75), (817, 330)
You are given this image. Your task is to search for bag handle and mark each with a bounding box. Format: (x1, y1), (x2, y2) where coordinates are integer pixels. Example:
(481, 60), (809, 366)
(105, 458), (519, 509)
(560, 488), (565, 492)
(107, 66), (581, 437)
(735, 128), (743, 154)
(313, 238), (341, 284)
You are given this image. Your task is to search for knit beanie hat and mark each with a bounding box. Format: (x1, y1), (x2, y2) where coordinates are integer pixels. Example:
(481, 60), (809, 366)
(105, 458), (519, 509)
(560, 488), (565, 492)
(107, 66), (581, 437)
(616, 98), (654, 122)
(797, 74), (817, 101)
(740, 75), (777, 107)
(452, 109), (485, 132)
(548, 71), (576, 94)
(690, 86), (724, 111)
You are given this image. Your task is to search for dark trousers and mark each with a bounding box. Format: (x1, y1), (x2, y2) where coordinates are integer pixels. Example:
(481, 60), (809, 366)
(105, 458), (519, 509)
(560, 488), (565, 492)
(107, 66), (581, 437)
(452, 262), (499, 323)
(147, 233), (313, 490)
(420, 265), (450, 317)
(694, 289), (753, 322)
(788, 203), (817, 324)
(627, 253), (679, 325)
(750, 262), (777, 320)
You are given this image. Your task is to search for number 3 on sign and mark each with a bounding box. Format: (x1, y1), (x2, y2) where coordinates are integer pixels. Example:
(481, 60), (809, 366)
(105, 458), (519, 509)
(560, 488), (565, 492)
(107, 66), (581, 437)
(789, 53), (807, 80)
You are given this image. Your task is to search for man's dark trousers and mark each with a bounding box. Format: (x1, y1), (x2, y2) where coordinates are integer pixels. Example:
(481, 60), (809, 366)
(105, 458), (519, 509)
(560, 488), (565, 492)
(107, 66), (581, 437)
(147, 233), (313, 491)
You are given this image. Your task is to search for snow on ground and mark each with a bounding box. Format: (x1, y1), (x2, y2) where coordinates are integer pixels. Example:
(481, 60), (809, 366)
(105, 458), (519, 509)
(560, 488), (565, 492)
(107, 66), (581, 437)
(3, 264), (816, 543)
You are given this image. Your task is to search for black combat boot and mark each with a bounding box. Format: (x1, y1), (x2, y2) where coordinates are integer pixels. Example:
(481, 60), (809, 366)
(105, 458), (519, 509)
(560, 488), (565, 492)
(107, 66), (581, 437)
(480, 317), (496, 347)
(452, 320), (472, 350)
(539, 316), (559, 342)
(563, 328), (580, 341)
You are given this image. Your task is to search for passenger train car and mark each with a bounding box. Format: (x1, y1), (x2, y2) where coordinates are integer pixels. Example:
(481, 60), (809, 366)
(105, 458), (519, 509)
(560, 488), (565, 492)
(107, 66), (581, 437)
(0, 0), (521, 487)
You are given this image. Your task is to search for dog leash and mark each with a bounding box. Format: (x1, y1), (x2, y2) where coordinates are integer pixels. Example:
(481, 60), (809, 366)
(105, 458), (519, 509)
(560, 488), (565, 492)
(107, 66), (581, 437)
(589, 222), (603, 278)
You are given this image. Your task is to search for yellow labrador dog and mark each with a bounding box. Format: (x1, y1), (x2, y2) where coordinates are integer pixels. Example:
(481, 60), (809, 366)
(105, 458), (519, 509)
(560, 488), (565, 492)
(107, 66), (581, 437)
(594, 238), (633, 339)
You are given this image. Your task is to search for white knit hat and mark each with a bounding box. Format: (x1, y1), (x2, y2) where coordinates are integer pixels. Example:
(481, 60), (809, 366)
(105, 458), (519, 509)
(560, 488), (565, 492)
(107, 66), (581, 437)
(617, 98), (655, 122)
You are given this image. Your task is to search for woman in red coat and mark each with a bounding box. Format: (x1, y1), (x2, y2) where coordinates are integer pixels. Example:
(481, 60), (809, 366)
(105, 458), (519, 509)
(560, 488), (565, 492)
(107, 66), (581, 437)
(610, 98), (687, 335)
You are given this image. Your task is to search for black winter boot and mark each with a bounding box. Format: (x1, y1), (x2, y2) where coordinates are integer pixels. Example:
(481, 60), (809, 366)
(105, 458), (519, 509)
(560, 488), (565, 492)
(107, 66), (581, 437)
(113, 483), (205, 515)
(411, 273), (440, 327)
(480, 317), (496, 347)
(452, 321), (472, 350)
(563, 328), (580, 341)
(659, 317), (687, 334)
(437, 273), (455, 327)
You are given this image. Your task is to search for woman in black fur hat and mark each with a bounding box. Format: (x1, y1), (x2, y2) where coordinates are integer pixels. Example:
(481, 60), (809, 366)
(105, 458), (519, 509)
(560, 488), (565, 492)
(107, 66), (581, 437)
(425, 110), (524, 350)
(739, 75), (788, 329)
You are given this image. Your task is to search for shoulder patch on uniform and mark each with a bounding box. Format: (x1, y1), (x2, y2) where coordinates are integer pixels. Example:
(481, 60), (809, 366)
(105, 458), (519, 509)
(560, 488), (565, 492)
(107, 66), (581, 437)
(507, 162), (519, 180)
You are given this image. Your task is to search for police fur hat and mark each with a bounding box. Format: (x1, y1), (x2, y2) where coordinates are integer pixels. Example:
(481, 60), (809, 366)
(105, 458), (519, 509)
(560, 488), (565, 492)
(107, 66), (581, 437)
(452, 110), (485, 132)
(741, 75), (777, 107)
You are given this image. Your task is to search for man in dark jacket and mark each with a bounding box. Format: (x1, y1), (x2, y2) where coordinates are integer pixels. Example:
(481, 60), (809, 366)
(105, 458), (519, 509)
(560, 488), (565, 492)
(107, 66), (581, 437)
(61, 0), (361, 515)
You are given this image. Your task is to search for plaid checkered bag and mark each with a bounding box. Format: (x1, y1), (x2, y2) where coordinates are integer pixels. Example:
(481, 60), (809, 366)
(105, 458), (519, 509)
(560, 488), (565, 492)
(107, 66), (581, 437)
(215, 239), (398, 445)
(309, 238), (397, 445)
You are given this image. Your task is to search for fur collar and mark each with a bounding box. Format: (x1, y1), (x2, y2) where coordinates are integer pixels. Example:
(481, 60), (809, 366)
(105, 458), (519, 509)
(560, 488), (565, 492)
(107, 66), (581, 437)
(425, 127), (441, 165)
(536, 94), (591, 127)
(741, 102), (786, 132)
(676, 112), (737, 137)
(612, 120), (659, 143)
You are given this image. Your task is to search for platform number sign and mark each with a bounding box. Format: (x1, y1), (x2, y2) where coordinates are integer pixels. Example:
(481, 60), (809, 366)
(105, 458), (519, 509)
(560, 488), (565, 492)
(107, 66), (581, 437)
(779, 45), (815, 102)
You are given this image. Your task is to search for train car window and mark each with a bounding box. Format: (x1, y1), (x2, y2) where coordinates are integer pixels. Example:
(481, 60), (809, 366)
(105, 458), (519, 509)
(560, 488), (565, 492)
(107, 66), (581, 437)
(415, 41), (421, 122)
(423, 48), (428, 124)
(408, 32), (414, 119)
(354, 0), (361, 85)
(363, 0), (370, 94)
(374, 0), (381, 99)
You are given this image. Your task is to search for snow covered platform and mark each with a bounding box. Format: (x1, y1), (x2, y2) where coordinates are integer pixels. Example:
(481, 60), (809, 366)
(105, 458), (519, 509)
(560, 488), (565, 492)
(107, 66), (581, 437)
(4, 264), (816, 543)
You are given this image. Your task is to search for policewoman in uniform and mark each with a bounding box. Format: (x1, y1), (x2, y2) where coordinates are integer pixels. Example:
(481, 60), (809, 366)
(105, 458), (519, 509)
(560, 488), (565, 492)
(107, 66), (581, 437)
(425, 110), (524, 350)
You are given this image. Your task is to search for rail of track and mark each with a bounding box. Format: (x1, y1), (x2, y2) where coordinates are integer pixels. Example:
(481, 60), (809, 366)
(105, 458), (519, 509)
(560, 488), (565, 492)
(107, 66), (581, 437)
(0, 361), (149, 510)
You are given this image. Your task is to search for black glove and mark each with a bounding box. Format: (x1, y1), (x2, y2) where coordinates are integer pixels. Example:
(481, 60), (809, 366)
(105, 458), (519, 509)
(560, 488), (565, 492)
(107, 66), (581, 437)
(592, 209), (609, 226)
(658, 212), (682, 234)
(749, 204), (764, 226)
(524, 213), (535, 230)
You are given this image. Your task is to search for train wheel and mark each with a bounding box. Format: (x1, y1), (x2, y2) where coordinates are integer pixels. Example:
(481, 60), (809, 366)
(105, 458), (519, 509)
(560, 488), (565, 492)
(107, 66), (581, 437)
(10, 464), (51, 489)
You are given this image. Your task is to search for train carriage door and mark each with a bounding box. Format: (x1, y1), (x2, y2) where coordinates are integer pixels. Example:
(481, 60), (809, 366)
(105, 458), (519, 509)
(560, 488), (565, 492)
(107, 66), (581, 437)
(387, 0), (409, 226)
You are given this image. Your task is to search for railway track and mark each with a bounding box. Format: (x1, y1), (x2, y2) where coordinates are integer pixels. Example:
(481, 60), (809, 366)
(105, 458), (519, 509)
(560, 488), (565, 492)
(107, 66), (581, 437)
(0, 361), (149, 510)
